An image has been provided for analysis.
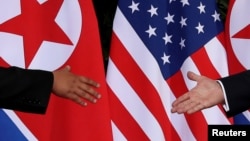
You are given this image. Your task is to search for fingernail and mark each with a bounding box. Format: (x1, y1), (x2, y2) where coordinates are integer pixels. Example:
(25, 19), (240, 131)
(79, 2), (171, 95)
(81, 101), (87, 106)
(96, 83), (100, 87)
(97, 94), (101, 99)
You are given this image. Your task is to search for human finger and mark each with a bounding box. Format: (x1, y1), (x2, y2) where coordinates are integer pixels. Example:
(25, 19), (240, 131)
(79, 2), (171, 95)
(171, 94), (190, 113)
(67, 93), (88, 106)
(78, 83), (101, 99)
(187, 71), (201, 82)
(186, 102), (205, 114)
(172, 93), (190, 107)
(79, 76), (100, 88)
(174, 99), (195, 113)
(74, 87), (98, 103)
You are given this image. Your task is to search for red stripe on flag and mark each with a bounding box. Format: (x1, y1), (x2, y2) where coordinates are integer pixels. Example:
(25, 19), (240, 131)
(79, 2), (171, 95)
(108, 86), (150, 141)
(217, 32), (227, 50)
(225, 39), (246, 74)
(191, 47), (220, 79)
(110, 33), (181, 141)
(0, 58), (10, 67)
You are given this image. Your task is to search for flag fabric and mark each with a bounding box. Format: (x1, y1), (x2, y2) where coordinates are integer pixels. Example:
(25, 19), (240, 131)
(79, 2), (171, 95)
(0, 0), (113, 141)
(106, 0), (232, 140)
(225, 0), (250, 124)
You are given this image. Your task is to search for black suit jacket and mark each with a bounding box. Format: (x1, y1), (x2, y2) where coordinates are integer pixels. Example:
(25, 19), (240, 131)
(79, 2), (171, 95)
(0, 66), (53, 114)
(220, 70), (250, 117)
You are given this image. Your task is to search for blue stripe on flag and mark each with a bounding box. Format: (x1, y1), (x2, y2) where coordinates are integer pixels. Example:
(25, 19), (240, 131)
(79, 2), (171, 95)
(234, 113), (250, 125)
(0, 109), (28, 141)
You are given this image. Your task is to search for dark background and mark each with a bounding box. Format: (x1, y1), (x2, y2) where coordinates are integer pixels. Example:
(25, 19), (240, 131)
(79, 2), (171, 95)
(92, 0), (229, 68)
(93, 0), (118, 66)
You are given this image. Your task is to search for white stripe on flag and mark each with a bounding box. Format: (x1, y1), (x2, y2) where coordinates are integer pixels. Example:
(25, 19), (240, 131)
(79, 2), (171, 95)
(4, 109), (38, 141)
(242, 111), (250, 121)
(107, 59), (165, 141)
(204, 37), (228, 77)
(111, 121), (127, 141)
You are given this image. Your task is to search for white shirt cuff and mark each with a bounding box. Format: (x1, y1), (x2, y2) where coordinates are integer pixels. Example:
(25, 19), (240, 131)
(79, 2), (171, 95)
(217, 80), (230, 112)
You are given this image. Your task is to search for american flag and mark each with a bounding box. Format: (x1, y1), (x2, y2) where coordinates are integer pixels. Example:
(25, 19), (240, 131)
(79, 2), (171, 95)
(225, 0), (250, 124)
(106, 0), (232, 140)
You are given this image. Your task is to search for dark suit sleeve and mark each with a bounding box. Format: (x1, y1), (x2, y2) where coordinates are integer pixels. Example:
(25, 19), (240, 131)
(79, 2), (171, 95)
(220, 70), (250, 117)
(0, 66), (53, 114)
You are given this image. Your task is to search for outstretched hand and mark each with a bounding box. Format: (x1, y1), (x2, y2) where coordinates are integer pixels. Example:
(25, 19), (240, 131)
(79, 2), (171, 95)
(52, 66), (101, 106)
(171, 71), (225, 114)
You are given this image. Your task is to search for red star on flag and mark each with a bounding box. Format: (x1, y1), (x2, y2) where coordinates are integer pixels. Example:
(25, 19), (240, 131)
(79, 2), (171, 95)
(0, 0), (72, 68)
(232, 24), (250, 39)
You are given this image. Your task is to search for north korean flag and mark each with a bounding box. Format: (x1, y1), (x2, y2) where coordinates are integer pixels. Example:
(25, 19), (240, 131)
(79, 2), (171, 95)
(0, 0), (112, 140)
(225, 0), (250, 124)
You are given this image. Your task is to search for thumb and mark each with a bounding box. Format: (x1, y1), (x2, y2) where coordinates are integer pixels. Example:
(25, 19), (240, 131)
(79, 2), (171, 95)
(187, 71), (201, 82)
